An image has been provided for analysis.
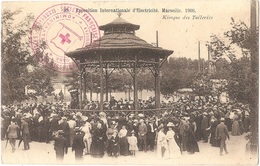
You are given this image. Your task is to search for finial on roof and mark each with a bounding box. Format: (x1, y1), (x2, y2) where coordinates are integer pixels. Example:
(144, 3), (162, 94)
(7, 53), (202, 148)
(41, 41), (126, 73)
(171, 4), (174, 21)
(117, 12), (122, 18)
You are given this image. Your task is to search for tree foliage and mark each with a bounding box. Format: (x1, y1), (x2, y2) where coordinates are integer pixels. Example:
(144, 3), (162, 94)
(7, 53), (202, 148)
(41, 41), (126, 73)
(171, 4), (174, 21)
(1, 9), (57, 104)
(160, 57), (201, 97)
(207, 18), (258, 105)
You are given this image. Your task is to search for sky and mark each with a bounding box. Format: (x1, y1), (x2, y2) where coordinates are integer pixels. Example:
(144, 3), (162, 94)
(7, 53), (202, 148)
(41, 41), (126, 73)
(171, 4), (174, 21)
(2, 0), (251, 61)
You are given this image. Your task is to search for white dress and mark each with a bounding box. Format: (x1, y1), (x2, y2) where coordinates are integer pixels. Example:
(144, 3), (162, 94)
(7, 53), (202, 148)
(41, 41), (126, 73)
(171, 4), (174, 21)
(166, 130), (180, 158)
(81, 122), (92, 153)
(128, 135), (138, 151)
(157, 131), (169, 159)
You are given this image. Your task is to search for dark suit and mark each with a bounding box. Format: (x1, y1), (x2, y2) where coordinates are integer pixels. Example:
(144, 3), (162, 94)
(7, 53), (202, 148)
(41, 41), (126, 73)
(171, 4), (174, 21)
(146, 122), (157, 150)
(201, 116), (209, 142)
(59, 122), (70, 145)
(243, 116), (250, 133)
(138, 123), (147, 151)
(21, 120), (30, 150)
(54, 135), (68, 161)
(179, 121), (190, 152)
(2, 115), (11, 140)
(50, 118), (60, 133)
(72, 132), (85, 160)
(215, 122), (229, 154)
(195, 115), (203, 140)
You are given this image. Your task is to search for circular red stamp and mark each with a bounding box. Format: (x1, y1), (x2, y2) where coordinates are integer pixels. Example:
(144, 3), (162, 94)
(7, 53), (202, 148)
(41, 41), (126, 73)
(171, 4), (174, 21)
(31, 3), (101, 73)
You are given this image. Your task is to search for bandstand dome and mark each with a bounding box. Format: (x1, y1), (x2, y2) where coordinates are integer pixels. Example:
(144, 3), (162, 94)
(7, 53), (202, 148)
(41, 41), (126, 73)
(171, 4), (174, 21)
(66, 17), (173, 60)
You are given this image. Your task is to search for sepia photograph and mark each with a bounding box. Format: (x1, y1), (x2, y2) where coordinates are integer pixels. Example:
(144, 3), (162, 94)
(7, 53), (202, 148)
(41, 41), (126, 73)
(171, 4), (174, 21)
(1, 0), (259, 165)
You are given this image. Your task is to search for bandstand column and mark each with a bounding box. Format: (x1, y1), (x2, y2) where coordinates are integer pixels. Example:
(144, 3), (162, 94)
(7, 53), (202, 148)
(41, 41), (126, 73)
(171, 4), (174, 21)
(79, 63), (83, 109)
(155, 57), (160, 109)
(105, 67), (109, 102)
(83, 68), (87, 104)
(90, 71), (93, 101)
(134, 55), (138, 110)
(100, 55), (104, 110)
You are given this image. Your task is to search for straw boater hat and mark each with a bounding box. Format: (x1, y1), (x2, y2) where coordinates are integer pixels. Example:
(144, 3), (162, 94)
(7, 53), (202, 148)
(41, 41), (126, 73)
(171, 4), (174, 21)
(138, 113), (144, 118)
(75, 127), (81, 132)
(158, 124), (164, 130)
(129, 113), (135, 119)
(167, 122), (174, 127)
(148, 118), (154, 123)
(110, 121), (116, 125)
(50, 113), (57, 118)
(57, 130), (64, 135)
(99, 112), (106, 117)
(76, 112), (82, 117)
(184, 116), (190, 121)
(82, 116), (88, 122)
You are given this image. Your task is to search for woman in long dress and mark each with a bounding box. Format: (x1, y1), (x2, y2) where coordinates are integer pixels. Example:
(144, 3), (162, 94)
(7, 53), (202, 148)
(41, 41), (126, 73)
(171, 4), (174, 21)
(157, 125), (168, 159)
(187, 118), (199, 154)
(166, 122), (180, 158)
(118, 125), (129, 156)
(209, 116), (220, 147)
(231, 115), (241, 136)
(90, 121), (106, 158)
(81, 118), (92, 155)
(106, 121), (118, 156)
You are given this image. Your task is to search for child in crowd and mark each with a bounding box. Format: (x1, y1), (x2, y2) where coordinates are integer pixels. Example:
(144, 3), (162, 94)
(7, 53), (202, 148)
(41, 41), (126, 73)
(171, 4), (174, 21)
(128, 130), (138, 156)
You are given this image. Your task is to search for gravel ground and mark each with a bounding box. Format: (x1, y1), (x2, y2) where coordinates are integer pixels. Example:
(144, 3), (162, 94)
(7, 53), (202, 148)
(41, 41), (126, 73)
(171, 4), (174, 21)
(1, 132), (257, 165)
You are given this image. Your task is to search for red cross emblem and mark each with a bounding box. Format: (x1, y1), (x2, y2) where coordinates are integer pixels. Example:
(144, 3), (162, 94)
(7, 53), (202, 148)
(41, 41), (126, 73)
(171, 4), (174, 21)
(59, 33), (71, 44)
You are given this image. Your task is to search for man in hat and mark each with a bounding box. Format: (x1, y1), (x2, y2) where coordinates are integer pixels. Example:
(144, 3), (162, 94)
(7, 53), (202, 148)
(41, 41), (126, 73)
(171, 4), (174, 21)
(21, 117), (30, 150)
(138, 119), (147, 152)
(243, 111), (250, 133)
(53, 130), (68, 161)
(72, 127), (85, 160)
(215, 118), (229, 156)
(106, 121), (118, 156)
(132, 119), (139, 137)
(146, 118), (157, 151)
(50, 113), (60, 134)
(59, 117), (70, 145)
(201, 112), (209, 143)
(179, 116), (190, 153)
(67, 115), (76, 147)
(109, 96), (117, 110)
(1, 110), (11, 140)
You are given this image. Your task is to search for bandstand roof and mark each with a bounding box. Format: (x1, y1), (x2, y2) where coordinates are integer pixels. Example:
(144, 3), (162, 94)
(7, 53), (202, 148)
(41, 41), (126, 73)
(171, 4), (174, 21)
(66, 17), (173, 60)
(99, 17), (140, 31)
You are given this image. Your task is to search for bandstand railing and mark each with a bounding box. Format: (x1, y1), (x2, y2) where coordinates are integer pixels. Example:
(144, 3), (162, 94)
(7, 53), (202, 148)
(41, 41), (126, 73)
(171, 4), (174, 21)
(66, 108), (171, 117)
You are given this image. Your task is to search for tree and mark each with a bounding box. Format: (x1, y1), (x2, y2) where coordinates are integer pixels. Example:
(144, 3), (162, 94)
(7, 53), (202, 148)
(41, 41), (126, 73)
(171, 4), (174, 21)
(63, 69), (79, 91)
(137, 71), (153, 91)
(160, 57), (199, 97)
(26, 67), (56, 100)
(207, 18), (258, 154)
(192, 75), (213, 98)
(1, 9), (56, 104)
(208, 18), (258, 105)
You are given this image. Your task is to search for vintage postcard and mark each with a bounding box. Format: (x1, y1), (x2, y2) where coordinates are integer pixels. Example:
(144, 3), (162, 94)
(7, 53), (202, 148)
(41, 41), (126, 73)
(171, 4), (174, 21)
(1, 0), (258, 165)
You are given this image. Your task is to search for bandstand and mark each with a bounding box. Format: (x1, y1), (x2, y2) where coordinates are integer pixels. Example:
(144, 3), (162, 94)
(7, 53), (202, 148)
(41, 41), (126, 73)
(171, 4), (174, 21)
(66, 16), (173, 110)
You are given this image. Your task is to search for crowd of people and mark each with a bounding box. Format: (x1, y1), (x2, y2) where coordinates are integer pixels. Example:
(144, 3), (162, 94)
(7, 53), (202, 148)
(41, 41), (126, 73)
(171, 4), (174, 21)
(1, 95), (251, 161)
(82, 96), (159, 110)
